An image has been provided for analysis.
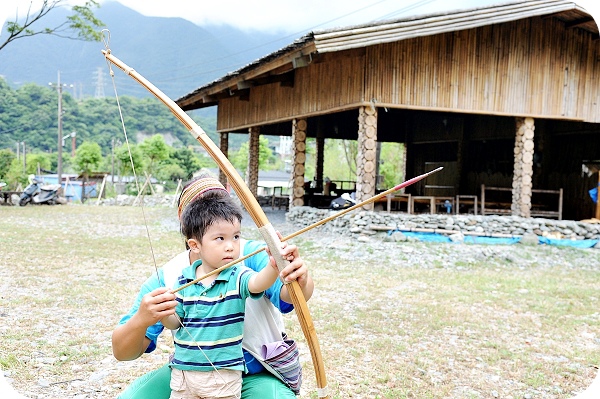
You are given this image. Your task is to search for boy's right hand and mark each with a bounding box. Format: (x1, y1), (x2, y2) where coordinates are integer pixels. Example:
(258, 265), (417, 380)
(137, 287), (177, 326)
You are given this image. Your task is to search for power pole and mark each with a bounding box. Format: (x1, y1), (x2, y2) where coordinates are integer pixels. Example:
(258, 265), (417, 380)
(49, 72), (72, 186)
(111, 138), (115, 183)
(22, 142), (26, 174)
(93, 67), (106, 98)
(49, 71), (64, 185)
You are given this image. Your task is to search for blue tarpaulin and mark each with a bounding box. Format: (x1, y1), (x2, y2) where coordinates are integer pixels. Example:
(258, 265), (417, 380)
(538, 236), (599, 248)
(463, 236), (521, 245)
(387, 230), (598, 248)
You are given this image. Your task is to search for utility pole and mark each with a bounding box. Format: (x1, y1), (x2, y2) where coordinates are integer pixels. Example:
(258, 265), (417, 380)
(49, 71), (64, 185)
(111, 138), (115, 183)
(22, 142), (26, 174)
(49, 72), (73, 186)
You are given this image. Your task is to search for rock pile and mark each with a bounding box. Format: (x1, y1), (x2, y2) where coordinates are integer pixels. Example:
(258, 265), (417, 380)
(286, 206), (600, 242)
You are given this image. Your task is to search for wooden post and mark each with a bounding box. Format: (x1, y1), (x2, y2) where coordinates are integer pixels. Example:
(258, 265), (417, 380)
(95, 174), (108, 205)
(512, 117), (534, 218)
(133, 179), (149, 206)
(247, 127), (260, 197)
(356, 106), (378, 210)
(219, 132), (229, 188)
(291, 118), (307, 208)
(596, 173), (600, 220)
(172, 179), (182, 207)
(144, 172), (156, 195)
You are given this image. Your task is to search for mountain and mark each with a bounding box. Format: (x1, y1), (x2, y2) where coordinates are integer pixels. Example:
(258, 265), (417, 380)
(0, 1), (292, 100)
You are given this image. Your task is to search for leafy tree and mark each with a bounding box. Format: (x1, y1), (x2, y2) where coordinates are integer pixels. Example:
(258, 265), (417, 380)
(323, 139), (357, 181)
(4, 158), (28, 189)
(74, 141), (102, 176)
(26, 152), (52, 174)
(230, 136), (274, 173)
(1, 0), (104, 51)
(171, 147), (202, 179)
(114, 143), (144, 179)
(379, 142), (405, 188)
(0, 149), (16, 180)
(139, 134), (170, 176)
(156, 163), (186, 183)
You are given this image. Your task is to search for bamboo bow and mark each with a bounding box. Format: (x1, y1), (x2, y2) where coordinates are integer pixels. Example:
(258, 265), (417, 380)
(102, 50), (329, 398)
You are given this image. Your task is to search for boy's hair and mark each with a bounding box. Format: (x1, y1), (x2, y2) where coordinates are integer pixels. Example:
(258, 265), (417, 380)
(180, 195), (243, 241)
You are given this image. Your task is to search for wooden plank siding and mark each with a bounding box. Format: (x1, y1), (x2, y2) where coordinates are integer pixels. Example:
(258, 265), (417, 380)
(365, 16), (599, 122)
(216, 16), (599, 132)
(217, 49), (367, 131)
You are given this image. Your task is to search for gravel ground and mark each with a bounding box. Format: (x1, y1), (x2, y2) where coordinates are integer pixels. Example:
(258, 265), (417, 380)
(2, 205), (599, 399)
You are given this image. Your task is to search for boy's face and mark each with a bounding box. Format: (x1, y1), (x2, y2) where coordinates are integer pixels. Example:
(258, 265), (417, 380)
(188, 219), (241, 269)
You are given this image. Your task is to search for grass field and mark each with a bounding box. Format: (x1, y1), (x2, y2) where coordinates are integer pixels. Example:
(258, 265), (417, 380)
(1, 204), (599, 398)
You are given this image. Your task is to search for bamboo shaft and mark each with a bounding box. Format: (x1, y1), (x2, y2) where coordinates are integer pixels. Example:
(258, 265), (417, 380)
(102, 49), (329, 397)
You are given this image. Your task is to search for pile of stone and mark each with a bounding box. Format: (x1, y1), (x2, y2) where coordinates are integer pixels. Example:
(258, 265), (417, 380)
(95, 194), (178, 207)
(286, 206), (600, 243)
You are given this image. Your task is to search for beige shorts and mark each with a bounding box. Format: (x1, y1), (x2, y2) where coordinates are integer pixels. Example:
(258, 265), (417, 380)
(169, 368), (242, 399)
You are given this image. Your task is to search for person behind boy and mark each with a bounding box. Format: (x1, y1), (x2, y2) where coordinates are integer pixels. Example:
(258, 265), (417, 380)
(161, 195), (292, 399)
(112, 176), (312, 399)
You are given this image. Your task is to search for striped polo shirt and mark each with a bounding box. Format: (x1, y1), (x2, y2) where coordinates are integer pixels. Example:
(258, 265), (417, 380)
(170, 259), (262, 372)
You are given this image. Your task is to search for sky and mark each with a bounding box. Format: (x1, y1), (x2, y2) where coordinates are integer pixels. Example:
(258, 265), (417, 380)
(1, 0), (597, 36)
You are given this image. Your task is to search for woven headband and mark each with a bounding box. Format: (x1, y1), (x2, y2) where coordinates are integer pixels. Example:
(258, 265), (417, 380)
(177, 177), (228, 219)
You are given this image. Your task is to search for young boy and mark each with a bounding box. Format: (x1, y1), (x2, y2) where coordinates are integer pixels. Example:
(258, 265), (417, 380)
(161, 195), (286, 399)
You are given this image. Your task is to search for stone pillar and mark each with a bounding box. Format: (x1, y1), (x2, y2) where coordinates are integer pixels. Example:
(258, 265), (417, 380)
(290, 118), (307, 208)
(219, 132), (229, 189)
(356, 106), (378, 210)
(512, 117), (535, 218)
(247, 127), (260, 197)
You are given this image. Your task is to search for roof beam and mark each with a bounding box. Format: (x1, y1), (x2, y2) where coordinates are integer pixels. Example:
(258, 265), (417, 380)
(565, 17), (594, 29)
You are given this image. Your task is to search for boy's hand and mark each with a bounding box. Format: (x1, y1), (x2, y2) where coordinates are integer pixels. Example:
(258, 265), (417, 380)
(266, 232), (308, 287)
(137, 287), (177, 327)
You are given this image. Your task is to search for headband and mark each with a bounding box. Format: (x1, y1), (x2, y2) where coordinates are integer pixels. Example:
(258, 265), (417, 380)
(177, 177), (228, 219)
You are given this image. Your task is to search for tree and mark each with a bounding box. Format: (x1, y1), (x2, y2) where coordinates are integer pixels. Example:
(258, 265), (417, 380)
(379, 142), (405, 189)
(114, 143), (144, 178)
(0, 149), (16, 180)
(230, 136), (275, 173)
(171, 147), (202, 179)
(1, 0), (104, 52)
(139, 134), (170, 176)
(74, 141), (102, 176)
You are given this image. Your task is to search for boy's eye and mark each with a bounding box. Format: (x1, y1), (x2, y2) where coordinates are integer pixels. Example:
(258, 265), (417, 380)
(234, 234), (240, 240)
(216, 237), (224, 241)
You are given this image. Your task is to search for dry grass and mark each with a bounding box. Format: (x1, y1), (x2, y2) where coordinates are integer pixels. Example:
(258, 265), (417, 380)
(1, 204), (599, 398)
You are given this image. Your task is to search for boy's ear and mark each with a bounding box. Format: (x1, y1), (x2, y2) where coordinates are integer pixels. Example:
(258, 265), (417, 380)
(187, 238), (201, 252)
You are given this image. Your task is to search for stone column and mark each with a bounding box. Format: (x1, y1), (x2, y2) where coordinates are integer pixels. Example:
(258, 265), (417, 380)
(218, 132), (229, 188)
(247, 127), (260, 197)
(356, 106), (378, 210)
(290, 118), (307, 208)
(512, 117), (535, 218)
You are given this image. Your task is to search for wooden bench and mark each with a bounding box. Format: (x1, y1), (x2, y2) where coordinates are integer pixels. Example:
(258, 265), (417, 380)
(455, 195), (478, 215)
(480, 185), (563, 219)
(375, 193), (411, 213)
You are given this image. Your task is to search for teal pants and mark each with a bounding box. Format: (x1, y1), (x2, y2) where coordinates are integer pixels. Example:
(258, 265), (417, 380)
(117, 365), (296, 399)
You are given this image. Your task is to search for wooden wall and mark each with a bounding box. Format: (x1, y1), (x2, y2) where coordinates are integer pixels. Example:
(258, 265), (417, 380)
(365, 16), (600, 122)
(217, 15), (599, 132)
(217, 49), (366, 131)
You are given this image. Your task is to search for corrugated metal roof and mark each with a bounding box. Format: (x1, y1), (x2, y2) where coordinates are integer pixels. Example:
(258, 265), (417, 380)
(312, 0), (593, 53)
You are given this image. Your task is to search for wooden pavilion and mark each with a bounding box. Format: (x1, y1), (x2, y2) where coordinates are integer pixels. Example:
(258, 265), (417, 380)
(176, 0), (600, 221)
